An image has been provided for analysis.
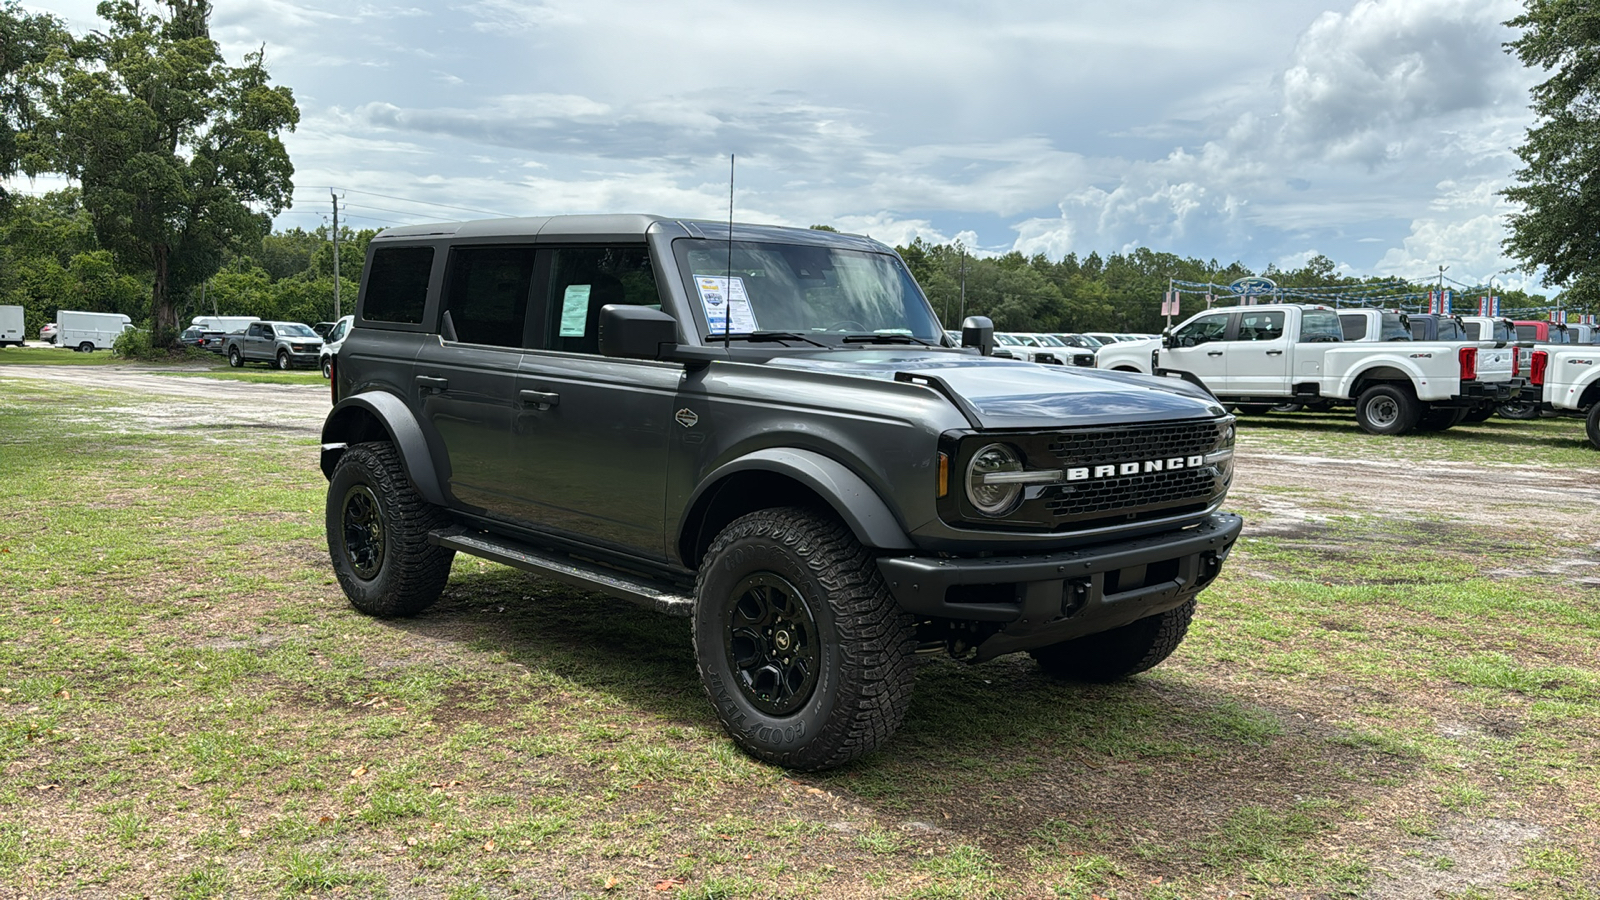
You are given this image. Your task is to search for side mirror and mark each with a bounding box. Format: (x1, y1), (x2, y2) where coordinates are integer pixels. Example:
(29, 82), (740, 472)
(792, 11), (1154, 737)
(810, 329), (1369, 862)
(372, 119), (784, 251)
(961, 316), (996, 356)
(1163, 331), (1177, 349)
(599, 305), (679, 360)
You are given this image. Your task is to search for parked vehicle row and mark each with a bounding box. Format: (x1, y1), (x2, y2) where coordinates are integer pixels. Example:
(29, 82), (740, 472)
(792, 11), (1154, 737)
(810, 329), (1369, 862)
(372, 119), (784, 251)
(1096, 304), (1522, 435)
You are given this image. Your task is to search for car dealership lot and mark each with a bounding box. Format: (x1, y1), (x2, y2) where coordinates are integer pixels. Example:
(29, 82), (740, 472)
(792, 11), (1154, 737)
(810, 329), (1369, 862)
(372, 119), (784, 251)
(1, 365), (1596, 899)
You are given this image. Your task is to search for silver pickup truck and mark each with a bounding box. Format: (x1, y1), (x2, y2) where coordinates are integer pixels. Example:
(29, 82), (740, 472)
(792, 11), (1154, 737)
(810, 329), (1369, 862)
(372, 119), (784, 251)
(225, 321), (324, 370)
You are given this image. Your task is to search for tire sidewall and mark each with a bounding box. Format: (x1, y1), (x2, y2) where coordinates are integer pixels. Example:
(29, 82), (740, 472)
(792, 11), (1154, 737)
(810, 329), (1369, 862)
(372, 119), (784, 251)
(1356, 385), (1413, 435)
(694, 532), (844, 766)
(1587, 403), (1600, 450)
(277, 351), (290, 370)
(229, 347), (243, 367)
(326, 448), (400, 613)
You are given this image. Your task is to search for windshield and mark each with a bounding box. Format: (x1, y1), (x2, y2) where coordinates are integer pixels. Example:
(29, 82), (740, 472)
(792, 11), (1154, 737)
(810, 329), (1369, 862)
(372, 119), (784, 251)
(1058, 333), (1101, 349)
(1035, 334), (1066, 347)
(994, 333), (1021, 345)
(675, 240), (940, 343)
(277, 324), (318, 338)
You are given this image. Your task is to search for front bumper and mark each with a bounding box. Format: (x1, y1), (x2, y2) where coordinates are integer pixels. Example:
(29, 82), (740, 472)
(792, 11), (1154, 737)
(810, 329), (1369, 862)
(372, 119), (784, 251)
(877, 512), (1243, 660)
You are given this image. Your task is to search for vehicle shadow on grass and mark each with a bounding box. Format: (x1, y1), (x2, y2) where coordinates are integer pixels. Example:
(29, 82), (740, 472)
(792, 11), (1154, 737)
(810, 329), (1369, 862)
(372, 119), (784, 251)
(387, 566), (1415, 861)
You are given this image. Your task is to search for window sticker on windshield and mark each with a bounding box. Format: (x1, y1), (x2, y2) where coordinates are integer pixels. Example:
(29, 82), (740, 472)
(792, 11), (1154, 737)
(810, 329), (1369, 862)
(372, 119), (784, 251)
(695, 276), (759, 334)
(559, 285), (591, 337)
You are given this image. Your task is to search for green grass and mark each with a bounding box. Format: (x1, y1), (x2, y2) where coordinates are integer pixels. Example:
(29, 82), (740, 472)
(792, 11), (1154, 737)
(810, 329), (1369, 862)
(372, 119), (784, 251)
(1, 375), (1596, 897)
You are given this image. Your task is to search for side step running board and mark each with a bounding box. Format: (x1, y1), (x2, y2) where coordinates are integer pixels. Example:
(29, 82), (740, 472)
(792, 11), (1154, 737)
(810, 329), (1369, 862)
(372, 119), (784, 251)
(430, 529), (694, 617)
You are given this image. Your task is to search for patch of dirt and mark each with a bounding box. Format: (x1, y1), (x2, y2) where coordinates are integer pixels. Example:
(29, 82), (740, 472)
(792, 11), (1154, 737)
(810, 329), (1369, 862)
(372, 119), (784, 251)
(2, 365), (329, 434)
(1366, 818), (1544, 899)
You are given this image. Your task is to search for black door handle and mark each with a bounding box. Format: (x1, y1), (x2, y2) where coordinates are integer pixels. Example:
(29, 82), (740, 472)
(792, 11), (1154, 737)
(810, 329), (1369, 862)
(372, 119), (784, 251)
(520, 389), (560, 409)
(1265, 350), (1284, 356)
(1207, 351), (1224, 357)
(415, 375), (448, 392)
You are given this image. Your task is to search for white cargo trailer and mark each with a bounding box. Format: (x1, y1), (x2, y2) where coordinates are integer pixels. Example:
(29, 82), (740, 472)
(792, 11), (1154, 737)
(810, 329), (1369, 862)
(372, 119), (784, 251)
(57, 310), (134, 352)
(0, 305), (23, 346)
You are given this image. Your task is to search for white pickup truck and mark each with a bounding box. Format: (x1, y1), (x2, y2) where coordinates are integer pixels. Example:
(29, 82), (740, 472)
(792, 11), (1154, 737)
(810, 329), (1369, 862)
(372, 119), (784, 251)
(1097, 303), (1522, 435)
(1516, 346), (1600, 447)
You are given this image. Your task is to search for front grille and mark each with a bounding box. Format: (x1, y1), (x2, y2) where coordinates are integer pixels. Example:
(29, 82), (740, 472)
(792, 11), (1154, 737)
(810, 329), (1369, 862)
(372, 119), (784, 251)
(1047, 420), (1225, 467)
(1044, 467), (1215, 519)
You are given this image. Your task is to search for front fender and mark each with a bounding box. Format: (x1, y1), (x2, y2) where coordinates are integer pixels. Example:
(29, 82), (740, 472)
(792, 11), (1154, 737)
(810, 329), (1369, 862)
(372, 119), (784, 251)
(681, 448), (915, 553)
(320, 391), (447, 506)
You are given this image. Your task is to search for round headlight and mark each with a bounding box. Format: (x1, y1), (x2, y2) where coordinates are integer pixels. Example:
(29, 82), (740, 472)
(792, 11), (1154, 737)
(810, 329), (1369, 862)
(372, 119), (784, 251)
(965, 443), (1023, 517)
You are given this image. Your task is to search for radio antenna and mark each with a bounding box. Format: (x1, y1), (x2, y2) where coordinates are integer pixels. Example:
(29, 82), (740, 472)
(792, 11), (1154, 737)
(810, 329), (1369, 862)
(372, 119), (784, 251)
(725, 153), (734, 342)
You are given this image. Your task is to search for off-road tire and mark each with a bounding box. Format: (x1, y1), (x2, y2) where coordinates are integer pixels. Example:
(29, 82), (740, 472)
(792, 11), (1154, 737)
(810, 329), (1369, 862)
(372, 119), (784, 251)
(1587, 403), (1600, 450)
(1354, 384), (1419, 435)
(277, 350), (291, 370)
(1497, 400), (1538, 420)
(1031, 599), (1197, 682)
(326, 442), (454, 617)
(228, 347), (243, 368)
(1416, 405), (1466, 432)
(1462, 403), (1497, 423)
(694, 506), (917, 771)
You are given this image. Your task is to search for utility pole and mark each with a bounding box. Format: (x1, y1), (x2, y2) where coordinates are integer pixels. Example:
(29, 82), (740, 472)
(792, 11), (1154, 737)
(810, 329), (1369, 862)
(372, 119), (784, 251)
(331, 189), (342, 320)
(958, 247), (967, 323)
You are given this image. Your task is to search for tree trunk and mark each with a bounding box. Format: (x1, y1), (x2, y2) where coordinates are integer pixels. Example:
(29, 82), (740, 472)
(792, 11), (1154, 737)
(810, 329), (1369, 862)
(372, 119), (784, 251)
(151, 244), (178, 347)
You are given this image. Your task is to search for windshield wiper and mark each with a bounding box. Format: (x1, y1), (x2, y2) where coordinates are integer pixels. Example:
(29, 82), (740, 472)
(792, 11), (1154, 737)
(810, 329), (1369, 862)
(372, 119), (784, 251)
(840, 333), (938, 347)
(706, 331), (830, 348)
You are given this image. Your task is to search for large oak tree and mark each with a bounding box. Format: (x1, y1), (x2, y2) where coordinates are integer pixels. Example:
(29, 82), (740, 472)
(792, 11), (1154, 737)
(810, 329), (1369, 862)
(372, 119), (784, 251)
(1503, 0), (1600, 311)
(24, 0), (298, 342)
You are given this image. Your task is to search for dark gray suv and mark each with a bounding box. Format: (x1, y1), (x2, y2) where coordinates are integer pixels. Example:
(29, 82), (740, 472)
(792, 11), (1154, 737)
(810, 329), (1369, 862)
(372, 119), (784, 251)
(320, 215), (1242, 769)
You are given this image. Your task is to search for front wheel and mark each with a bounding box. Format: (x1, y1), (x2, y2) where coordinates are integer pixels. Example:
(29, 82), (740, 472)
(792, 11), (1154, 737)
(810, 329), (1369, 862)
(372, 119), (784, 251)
(276, 350), (291, 370)
(1587, 403), (1600, 450)
(326, 442), (455, 617)
(693, 507), (916, 771)
(228, 347), (243, 368)
(1354, 384), (1419, 435)
(1031, 599), (1196, 682)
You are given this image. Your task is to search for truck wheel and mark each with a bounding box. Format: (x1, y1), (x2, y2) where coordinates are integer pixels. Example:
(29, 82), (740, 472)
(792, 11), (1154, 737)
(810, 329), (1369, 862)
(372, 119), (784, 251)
(1587, 403), (1600, 450)
(693, 507), (916, 771)
(276, 350), (291, 370)
(326, 442), (455, 617)
(1355, 385), (1419, 435)
(1497, 400), (1538, 420)
(1416, 406), (1466, 432)
(1031, 599), (1196, 682)
(228, 347), (243, 368)
(1269, 402), (1303, 413)
(1234, 404), (1273, 415)
(321, 356), (333, 379)
(78, 341), (94, 353)
(1463, 403), (1497, 423)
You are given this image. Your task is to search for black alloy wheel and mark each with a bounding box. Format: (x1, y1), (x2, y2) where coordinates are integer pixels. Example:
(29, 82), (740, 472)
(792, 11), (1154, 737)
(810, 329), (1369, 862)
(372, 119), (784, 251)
(724, 573), (820, 716)
(340, 483), (385, 579)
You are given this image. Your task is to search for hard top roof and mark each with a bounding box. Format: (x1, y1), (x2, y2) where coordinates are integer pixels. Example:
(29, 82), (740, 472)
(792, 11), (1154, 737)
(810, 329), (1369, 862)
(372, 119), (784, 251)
(371, 214), (890, 252)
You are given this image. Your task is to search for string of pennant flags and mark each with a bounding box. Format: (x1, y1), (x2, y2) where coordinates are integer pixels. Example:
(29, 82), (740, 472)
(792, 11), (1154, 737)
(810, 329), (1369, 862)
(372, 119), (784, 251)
(1159, 278), (1594, 325)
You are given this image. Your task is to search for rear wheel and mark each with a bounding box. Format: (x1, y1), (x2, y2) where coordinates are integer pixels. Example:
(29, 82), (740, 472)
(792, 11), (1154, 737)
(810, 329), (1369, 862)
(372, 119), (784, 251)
(1416, 405), (1467, 432)
(228, 347), (243, 368)
(77, 341), (93, 353)
(693, 507), (917, 771)
(1463, 403), (1497, 423)
(1587, 403), (1600, 450)
(327, 442), (455, 617)
(1354, 384), (1419, 435)
(1497, 400), (1538, 420)
(1031, 599), (1196, 682)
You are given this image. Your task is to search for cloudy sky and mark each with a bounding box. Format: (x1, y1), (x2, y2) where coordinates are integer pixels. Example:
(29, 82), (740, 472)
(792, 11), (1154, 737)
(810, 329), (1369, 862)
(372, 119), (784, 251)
(28, 0), (1546, 292)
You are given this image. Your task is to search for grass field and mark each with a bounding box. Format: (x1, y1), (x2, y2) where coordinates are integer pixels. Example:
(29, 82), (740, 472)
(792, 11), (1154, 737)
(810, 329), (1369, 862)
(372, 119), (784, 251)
(0, 376), (1596, 899)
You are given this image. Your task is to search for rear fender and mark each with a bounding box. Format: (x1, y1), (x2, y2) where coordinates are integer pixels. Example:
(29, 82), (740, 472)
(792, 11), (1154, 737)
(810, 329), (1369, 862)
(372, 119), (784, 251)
(319, 391), (447, 506)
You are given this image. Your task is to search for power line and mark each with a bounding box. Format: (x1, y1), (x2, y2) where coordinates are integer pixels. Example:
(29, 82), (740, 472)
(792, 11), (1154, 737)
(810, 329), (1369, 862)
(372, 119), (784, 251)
(290, 187), (513, 218)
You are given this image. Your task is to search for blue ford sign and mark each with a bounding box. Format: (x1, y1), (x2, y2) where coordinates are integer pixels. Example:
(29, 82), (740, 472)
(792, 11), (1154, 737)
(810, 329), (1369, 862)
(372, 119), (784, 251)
(1229, 276), (1277, 296)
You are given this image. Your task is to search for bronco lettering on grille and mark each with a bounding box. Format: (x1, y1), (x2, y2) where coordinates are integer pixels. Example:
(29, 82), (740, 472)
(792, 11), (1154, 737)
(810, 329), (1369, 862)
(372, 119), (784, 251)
(1067, 455), (1205, 482)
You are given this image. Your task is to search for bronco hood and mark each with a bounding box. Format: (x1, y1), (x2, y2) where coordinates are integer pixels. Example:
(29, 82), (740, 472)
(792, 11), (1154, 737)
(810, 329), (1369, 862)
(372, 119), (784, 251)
(767, 351), (1226, 429)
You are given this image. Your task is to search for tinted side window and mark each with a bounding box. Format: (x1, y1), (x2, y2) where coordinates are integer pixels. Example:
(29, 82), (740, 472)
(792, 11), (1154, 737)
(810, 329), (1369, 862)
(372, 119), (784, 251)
(1464, 322), (1482, 340)
(442, 247), (536, 348)
(1175, 314), (1229, 345)
(364, 247), (434, 324)
(1516, 324), (1537, 341)
(540, 246), (662, 355)
(1440, 320), (1464, 341)
(1380, 314), (1412, 341)
(1409, 320), (1426, 340)
(1340, 315), (1367, 341)
(1299, 310), (1341, 342)
(1237, 311), (1285, 341)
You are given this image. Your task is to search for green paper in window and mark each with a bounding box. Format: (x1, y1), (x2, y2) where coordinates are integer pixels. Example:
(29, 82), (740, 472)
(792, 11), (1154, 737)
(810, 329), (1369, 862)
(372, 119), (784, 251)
(560, 285), (591, 337)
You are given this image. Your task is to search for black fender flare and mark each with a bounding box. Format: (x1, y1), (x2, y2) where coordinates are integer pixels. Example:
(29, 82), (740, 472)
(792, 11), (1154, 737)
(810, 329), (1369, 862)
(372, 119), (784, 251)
(319, 391), (447, 506)
(680, 448), (914, 559)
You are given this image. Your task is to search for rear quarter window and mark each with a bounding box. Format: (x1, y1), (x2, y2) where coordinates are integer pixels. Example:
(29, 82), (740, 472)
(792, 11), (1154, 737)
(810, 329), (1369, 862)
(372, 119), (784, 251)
(363, 247), (435, 325)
